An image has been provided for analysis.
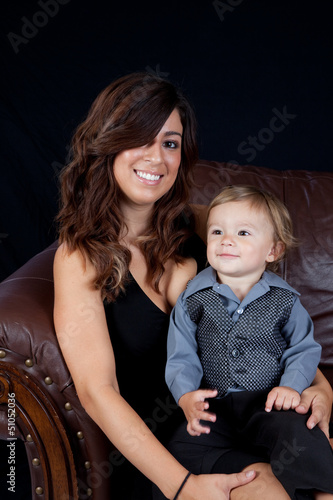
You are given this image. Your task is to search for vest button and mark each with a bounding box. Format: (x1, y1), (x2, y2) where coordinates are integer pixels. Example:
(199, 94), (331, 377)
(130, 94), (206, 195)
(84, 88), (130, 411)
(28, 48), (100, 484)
(237, 308), (244, 314)
(231, 348), (240, 358)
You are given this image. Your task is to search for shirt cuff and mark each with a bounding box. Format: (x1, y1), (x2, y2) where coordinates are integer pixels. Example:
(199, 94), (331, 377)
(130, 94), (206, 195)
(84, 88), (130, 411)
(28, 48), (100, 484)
(169, 378), (200, 405)
(279, 369), (313, 394)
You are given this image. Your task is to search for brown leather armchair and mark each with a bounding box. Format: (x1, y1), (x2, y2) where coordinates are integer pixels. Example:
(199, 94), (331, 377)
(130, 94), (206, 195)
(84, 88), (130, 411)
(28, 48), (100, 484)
(1, 161), (333, 499)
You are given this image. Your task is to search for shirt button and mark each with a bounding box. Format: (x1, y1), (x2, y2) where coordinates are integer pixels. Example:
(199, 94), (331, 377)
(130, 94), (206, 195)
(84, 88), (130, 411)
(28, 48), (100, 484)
(237, 308), (244, 314)
(231, 349), (240, 358)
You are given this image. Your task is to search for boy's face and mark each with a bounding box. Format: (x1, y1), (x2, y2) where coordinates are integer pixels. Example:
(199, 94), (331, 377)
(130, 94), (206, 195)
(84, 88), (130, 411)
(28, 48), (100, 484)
(207, 200), (279, 284)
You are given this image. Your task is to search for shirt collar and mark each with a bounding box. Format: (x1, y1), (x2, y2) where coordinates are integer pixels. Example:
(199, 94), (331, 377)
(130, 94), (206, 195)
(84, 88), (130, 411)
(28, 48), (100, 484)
(184, 267), (299, 303)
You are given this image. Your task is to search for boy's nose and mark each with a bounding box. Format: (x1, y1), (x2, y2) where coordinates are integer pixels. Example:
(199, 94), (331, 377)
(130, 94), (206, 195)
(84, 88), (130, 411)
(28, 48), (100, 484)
(220, 234), (234, 246)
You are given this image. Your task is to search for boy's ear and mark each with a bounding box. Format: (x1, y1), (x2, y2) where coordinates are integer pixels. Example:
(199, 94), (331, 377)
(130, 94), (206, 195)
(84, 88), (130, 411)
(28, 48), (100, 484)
(266, 241), (285, 262)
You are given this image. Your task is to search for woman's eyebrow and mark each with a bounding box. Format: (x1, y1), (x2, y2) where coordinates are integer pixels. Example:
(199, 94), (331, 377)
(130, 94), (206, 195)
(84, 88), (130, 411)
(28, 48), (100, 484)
(164, 130), (183, 137)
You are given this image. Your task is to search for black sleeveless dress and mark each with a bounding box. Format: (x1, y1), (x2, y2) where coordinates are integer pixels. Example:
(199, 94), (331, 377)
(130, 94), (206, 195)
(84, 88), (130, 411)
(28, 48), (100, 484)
(104, 234), (207, 499)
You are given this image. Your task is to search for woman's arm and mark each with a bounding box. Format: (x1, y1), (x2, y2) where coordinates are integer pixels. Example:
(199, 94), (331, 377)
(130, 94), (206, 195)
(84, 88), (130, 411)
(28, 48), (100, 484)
(53, 245), (255, 499)
(295, 368), (333, 439)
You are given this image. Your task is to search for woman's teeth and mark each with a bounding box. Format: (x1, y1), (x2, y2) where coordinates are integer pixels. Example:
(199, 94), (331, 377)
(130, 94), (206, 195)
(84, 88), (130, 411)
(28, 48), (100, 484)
(136, 171), (161, 181)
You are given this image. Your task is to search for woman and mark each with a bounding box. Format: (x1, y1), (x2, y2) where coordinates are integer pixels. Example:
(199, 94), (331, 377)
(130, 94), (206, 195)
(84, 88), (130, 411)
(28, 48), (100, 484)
(53, 72), (332, 499)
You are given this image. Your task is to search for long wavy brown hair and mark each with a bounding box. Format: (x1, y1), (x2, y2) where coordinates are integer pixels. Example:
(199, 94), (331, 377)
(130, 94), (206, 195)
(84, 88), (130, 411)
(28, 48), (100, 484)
(56, 72), (199, 302)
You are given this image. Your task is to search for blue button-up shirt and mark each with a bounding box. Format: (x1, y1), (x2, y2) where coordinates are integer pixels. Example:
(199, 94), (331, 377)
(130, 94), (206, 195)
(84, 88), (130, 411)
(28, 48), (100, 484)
(166, 267), (322, 404)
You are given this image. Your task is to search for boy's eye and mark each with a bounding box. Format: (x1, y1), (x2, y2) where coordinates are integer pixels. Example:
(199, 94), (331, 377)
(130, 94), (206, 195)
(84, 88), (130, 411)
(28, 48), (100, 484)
(212, 230), (223, 235)
(238, 230), (250, 236)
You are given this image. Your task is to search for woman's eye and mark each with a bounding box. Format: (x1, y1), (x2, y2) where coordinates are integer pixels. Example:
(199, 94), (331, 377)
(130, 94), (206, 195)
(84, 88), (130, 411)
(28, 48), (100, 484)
(164, 140), (179, 149)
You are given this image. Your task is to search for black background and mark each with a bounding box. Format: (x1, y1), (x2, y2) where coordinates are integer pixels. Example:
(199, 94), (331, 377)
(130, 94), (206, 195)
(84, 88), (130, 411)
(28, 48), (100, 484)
(1, 0), (332, 281)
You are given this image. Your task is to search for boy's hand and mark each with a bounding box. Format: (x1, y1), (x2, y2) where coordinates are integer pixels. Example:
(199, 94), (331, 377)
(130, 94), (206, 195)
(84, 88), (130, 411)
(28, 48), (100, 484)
(179, 389), (218, 436)
(265, 386), (301, 412)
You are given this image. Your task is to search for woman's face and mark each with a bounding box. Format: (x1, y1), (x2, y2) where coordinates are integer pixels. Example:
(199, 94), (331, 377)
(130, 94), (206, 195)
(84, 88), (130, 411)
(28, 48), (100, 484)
(113, 109), (183, 209)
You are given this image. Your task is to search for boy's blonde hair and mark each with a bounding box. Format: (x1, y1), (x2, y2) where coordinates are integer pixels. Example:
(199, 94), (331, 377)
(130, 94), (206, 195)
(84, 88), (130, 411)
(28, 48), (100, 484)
(207, 185), (298, 272)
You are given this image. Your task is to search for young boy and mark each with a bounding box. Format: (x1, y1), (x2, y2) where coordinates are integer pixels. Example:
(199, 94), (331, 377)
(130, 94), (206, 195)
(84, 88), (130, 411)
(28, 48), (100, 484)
(165, 185), (333, 499)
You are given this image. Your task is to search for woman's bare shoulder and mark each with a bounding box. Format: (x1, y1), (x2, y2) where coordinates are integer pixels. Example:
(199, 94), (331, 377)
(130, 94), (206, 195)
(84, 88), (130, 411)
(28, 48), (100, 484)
(167, 257), (197, 309)
(54, 242), (97, 285)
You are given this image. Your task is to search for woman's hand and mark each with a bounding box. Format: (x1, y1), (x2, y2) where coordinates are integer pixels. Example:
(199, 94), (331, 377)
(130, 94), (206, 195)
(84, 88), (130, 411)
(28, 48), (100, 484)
(179, 470), (256, 499)
(295, 369), (333, 439)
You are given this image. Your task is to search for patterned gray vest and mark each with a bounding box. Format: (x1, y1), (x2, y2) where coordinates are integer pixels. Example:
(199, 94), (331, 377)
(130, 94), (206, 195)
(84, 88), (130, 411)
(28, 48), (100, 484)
(186, 287), (295, 396)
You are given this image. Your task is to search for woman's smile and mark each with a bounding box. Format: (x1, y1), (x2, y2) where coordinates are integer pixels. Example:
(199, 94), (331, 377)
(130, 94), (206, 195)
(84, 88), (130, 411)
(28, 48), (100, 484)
(134, 169), (162, 183)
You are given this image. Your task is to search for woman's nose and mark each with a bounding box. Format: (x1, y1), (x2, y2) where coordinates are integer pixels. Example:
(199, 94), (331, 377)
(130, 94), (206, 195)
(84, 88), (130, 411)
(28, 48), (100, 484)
(143, 141), (162, 163)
